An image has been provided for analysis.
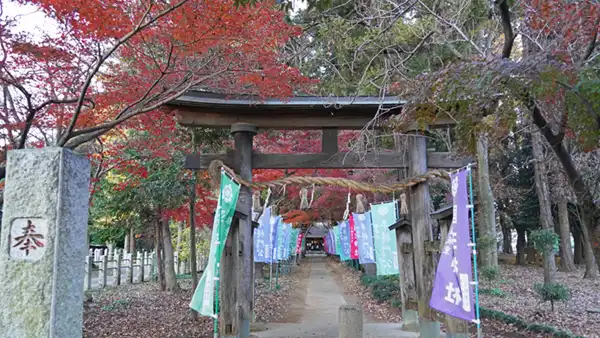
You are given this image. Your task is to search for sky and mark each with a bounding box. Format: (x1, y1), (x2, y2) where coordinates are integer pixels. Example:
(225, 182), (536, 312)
(4, 0), (308, 34)
(3, 0), (59, 40)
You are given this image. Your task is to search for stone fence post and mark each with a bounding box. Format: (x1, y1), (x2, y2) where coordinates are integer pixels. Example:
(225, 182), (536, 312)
(0, 148), (90, 338)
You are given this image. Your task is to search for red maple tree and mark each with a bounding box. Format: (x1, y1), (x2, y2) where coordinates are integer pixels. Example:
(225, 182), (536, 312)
(251, 129), (390, 225)
(0, 0), (313, 180)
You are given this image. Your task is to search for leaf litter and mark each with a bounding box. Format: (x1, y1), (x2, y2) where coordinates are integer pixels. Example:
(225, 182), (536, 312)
(83, 260), (598, 338)
(83, 269), (301, 338)
(327, 257), (590, 338)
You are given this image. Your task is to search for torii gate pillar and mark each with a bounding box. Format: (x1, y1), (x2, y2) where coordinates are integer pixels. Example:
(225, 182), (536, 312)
(408, 130), (441, 338)
(233, 123), (256, 338)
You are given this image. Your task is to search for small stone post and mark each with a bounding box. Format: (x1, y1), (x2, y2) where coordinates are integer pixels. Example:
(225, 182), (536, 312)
(0, 148), (90, 338)
(115, 252), (122, 286)
(338, 305), (363, 338)
(101, 254), (108, 288)
(85, 255), (93, 290)
(127, 252), (134, 284)
(139, 251), (145, 282)
(124, 234), (130, 253)
(151, 251), (157, 280)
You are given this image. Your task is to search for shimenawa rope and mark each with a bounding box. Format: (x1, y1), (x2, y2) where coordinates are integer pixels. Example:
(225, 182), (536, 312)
(208, 160), (449, 193)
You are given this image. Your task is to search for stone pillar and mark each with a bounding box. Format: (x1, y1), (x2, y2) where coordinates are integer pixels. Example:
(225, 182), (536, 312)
(0, 148), (91, 338)
(338, 305), (363, 338)
(231, 123), (257, 338)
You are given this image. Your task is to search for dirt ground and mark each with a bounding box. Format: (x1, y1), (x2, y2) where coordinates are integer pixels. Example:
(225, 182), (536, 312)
(328, 258), (586, 338)
(479, 264), (600, 338)
(83, 265), (303, 338)
(83, 257), (597, 338)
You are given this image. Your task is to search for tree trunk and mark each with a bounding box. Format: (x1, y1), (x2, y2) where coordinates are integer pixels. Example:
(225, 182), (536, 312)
(161, 216), (180, 292)
(580, 218), (598, 279)
(124, 234), (130, 253)
(531, 104), (600, 274)
(189, 180), (199, 320)
(531, 128), (557, 284)
(155, 217), (166, 291)
(176, 222), (183, 260)
(502, 227), (512, 254)
(573, 226), (584, 265)
(558, 199), (576, 272)
(516, 228), (526, 265)
(476, 133), (498, 267)
(500, 213), (513, 254)
(129, 227), (136, 253)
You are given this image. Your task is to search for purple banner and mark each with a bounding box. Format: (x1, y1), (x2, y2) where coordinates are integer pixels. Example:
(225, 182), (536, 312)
(353, 212), (375, 264)
(430, 169), (475, 322)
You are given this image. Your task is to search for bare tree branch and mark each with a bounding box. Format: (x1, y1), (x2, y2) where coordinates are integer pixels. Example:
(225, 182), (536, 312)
(63, 68), (230, 149)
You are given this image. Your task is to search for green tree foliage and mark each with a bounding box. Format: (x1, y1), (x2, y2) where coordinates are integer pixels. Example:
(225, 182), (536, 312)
(534, 283), (570, 312)
(90, 130), (192, 242)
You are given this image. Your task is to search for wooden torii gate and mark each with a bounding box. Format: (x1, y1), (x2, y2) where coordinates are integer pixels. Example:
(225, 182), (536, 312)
(169, 91), (467, 338)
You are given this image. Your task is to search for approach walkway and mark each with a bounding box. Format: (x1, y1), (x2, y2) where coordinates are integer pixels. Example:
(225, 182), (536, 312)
(252, 257), (418, 338)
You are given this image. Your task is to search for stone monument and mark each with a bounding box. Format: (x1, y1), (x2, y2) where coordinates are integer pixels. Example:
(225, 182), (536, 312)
(0, 148), (91, 338)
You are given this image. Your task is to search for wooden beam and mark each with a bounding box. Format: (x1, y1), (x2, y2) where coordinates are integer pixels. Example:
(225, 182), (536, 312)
(185, 151), (470, 170)
(174, 110), (455, 130)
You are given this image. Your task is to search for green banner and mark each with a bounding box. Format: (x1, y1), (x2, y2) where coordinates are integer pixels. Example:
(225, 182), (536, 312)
(334, 226), (341, 256)
(189, 171), (240, 317)
(290, 228), (299, 255)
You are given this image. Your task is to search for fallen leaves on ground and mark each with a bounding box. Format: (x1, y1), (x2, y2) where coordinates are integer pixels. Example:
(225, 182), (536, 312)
(83, 270), (301, 338)
(327, 258), (402, 323)
(327, 258), (553, 338)
(480, 264), (600, 338)
(254, 271), (300, 323)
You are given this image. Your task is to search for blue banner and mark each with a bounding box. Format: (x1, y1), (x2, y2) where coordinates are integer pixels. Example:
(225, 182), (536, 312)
(266, 215), (280, 263)
(339, 220), (351, 261)
(353, 212), (376, 264)
(253, 207), (272, 263)
(281, 223), (292, 259)
(334, 226), (341, 256)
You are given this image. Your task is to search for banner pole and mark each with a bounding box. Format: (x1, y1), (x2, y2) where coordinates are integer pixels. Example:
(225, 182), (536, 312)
(269, 262), (273, 290)
(467, 165), (482, 338)
(214, 261), (220, 338)
(275, 261), (279, 288)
